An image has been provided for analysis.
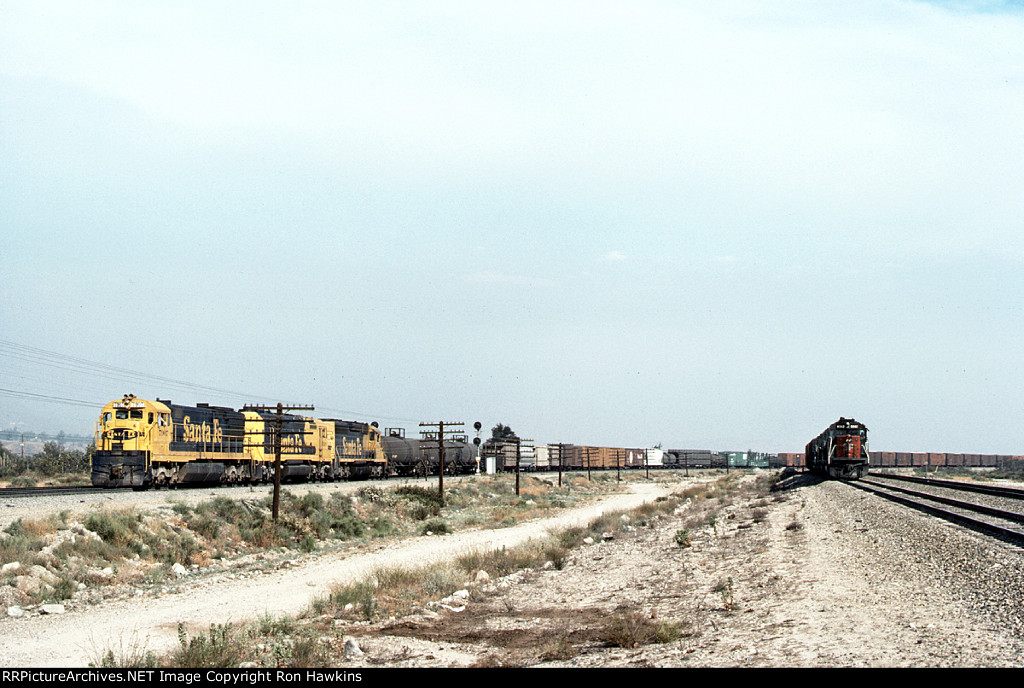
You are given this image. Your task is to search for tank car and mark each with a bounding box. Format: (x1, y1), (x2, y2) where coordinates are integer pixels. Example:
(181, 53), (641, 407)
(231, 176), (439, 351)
(806, 417), (870, 479)
(381, 428), (479, 477)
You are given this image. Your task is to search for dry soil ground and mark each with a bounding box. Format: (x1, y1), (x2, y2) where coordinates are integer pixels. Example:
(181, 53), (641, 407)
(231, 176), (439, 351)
(3, 471), (1024, 668)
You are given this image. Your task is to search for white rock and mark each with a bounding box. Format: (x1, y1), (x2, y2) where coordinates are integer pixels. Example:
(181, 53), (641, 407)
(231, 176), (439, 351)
(342, 637), (364, 658)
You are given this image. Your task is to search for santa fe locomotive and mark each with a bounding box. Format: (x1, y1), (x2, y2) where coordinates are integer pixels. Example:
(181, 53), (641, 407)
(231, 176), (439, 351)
(91, 394), (478, 489)
(805, 417), (870, 479)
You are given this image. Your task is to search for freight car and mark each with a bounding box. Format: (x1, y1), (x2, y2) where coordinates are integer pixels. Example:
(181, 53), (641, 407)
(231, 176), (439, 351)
(380, 428), (479, 476)
(92, 394), (388, 488)
(664, 450), (724, 469)
(806, 417), (870, 479)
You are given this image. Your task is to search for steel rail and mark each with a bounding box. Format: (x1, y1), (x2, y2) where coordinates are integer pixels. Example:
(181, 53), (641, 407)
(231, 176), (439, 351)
(0, 485), (106, 498)
(849, 480), (1024, 547)
(859, 478), (1024, 524)
(869, 472), (1024, 500)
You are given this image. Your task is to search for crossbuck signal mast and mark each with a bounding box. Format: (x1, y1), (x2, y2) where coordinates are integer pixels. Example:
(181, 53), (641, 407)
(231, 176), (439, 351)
(242, 402), (314, 520)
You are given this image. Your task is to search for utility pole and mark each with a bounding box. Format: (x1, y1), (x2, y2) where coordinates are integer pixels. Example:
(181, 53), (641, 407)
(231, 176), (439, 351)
(419, 421), (464, 499)
(557, 443), (564, 487)
(243, 403), (314, 520)
(511, 436), (534, 496)
(515, 438), (520, 495)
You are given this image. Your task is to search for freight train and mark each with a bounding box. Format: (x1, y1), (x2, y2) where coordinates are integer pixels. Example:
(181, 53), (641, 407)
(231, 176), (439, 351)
(806, 417), (870, 479)
(91, 395), (478, 489)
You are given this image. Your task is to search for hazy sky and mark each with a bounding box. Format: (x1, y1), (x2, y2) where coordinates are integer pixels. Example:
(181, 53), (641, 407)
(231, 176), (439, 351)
(2, 1), (1022, 454)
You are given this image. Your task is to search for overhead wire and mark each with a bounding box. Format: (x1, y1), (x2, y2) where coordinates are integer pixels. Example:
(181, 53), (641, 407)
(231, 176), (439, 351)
(0, 339), (424, 425)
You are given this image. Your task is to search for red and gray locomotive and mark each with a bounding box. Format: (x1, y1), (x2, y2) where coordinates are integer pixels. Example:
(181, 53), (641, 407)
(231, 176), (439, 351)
(806, 417), (870, 479)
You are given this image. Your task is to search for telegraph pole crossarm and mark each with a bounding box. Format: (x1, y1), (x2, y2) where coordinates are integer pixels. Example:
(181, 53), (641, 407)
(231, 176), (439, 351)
(242, 403), (314, 520)
(419, 421), (464, 499)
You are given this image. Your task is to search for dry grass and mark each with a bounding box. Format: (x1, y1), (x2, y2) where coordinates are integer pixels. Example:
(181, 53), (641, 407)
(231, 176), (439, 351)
(91, 469), (784, 667)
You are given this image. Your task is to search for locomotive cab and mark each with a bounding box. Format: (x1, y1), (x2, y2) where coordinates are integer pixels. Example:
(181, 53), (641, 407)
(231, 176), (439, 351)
(93, 394), (172, 488)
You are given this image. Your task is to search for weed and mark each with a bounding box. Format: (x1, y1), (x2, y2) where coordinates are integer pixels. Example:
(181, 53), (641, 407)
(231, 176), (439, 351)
(539, 634), (578, 661)
(171, 622), (245, 668)
(90, 635), (159, 668)
(313, 580), (378, 619)
(556, 526), (587, 549)
(601, 609), (660, 648)
(286, 634), (333, 668)
(85, 510), (140, 547)
(254, 612), (294, 637)
(653, 619), (682, 643)
(713, 576), (735, 610)
(46, 573), (77, 602)
(674, 529), (692, 547)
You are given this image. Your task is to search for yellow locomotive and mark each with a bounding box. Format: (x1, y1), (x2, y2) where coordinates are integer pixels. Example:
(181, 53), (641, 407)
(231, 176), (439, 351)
(92, 394), (386, 488)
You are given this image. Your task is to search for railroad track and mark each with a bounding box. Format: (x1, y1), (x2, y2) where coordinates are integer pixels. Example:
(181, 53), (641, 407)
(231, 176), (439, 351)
(0, 485), (107, 499)
(868, 471), (1024, 500)
(851, 475), (1024, 547)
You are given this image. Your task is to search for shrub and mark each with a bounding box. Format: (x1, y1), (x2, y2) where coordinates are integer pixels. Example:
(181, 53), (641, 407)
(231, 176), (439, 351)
(419, 518), (450, 535)
(395, 485), (445, 517)
(85, 510), (139, 547)
(543, 543), (569, 570)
